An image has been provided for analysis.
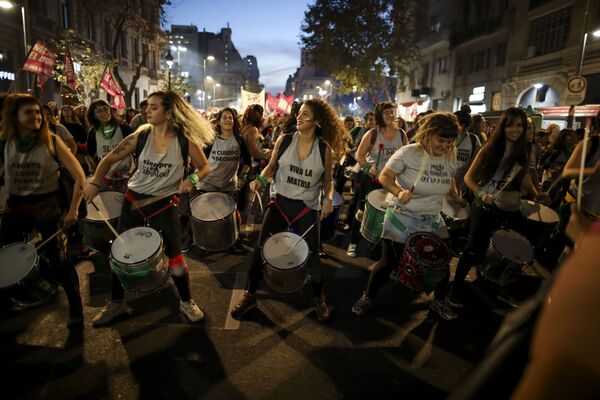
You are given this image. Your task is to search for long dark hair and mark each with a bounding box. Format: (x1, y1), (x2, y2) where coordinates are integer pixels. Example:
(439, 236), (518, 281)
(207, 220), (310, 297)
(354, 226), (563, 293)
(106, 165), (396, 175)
(215, 107), (241, 136)
(87, 99), (120, 128)
(242, 104), (263, 128)
(374, 102), (395, 127)
(471, 107), (529, 185)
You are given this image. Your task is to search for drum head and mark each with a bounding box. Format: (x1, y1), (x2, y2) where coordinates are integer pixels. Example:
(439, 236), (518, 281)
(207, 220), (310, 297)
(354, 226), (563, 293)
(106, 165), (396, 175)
(86, 191), (123, 221)
(332, 191), (344, 207)
(111, 227), (162, 264)
(366, 189), (388, 212)
(491, 229), (534, 264)
(0, 243), (37, 288)
(262, 232), (309, 270)
(520, 200), (559, 223)
(442, 197), (469, 220)
(405, 232), (450, 268)
(190, 192), (236, 221)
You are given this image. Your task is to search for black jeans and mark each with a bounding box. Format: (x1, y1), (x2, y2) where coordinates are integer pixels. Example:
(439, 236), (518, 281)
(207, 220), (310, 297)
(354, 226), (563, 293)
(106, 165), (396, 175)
(110, 190), (190, 301)
(0, 192), (81, 309)
(247, 194), (323, 295)
(453, 203), (524, 292)
(365, 239), (449, 300)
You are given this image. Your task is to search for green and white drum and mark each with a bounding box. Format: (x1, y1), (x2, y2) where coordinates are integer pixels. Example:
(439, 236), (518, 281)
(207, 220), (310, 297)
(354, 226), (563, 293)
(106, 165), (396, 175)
(360, 189), (388, 244)
(110, 226), (168, 293)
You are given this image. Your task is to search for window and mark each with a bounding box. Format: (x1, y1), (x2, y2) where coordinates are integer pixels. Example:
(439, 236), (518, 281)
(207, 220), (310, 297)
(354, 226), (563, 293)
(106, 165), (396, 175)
(420, 63), (429, 84)
(430, 15), (441, 33)
(133, 39), (140, 64)
(437, 56), (448, 74)
(529, 6), (572, 56)
(496, 42), (507, 66)
(60, 0), (70, 29)
(469, 49), (491, 72)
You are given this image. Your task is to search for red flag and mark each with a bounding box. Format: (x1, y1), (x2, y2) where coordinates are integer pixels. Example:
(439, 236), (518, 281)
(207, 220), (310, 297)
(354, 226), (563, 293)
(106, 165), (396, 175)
(100, 65), (123, 97)
(266, 93), (279, 113)
(64, 52), (77, 90)
(23, 41), (56, 77)
(111, 94), (126, 113)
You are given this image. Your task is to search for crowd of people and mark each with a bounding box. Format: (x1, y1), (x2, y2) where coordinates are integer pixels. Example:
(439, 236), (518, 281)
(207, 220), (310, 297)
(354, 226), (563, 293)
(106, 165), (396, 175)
(1, 90), (599, 396)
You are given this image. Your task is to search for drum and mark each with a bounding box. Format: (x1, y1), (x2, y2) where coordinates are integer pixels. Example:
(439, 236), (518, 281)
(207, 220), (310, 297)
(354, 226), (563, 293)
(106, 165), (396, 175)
(441, 196), (470, 256)
(320, 191), (344, 242)
(262, 231), (310, 293)
(520, 200), (559, 250)
(0, 242), (58, 307)
(190, 192), (238, 252)
(391, 232), (450, 292)
(360, 189), (388, 243)
(478, 229), (534, 286)
(80, 191), (123, 253)
(110, 227), (168, 293)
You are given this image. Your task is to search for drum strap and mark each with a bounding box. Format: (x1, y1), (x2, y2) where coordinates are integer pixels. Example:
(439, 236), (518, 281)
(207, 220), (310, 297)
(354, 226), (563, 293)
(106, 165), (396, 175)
(268, 198), (312, 227)
(125, 190), (180, 222)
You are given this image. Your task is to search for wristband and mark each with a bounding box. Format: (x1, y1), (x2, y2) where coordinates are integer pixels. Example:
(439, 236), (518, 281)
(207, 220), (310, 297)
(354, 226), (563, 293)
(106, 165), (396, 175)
(360, 163), (372, 173)
(476, 188), (486, 199)
(238, 172), (248, 182)
(256, 174), (269, 187)
(89, 181), (101, 188)
(186, 172), (200, 185)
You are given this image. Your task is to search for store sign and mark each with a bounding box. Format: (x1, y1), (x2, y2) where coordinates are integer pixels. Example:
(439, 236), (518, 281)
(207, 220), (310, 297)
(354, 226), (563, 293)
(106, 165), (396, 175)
(468, 86), (486, 102)
(0, 71), (15, 81)
(492, 92), (502, 111)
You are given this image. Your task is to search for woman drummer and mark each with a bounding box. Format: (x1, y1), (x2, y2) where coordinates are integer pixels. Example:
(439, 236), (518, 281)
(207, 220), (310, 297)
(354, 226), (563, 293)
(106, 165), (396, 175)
(86, 91), (213, 326)
(448, 107), (545, 308)
(351, 112), (463, 320)
(0, 94), (86, 328)
(346, 102), (407, 257)
(230, 99), (345, 322)
(186, 107), (252, 254)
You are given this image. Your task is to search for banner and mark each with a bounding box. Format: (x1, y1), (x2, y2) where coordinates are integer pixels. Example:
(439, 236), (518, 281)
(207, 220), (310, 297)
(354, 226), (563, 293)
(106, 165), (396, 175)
(266, 93), (279, 113)
(111, 94), (126, 113)
(100, 65), (123, 97)
(22, 41), (56, 77)
(64, 52), (77, 90)
(241, 88), (265, 111)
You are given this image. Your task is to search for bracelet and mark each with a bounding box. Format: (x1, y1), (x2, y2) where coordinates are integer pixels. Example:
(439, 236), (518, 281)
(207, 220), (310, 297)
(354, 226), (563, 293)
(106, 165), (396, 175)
(89, 181), (101, 188)
(238, 172), (248, 182)
(360, 163), (372, 173)
(255, 174), (269, 187)
(186, 172), (200, 185)
(476, 188), (486, 199)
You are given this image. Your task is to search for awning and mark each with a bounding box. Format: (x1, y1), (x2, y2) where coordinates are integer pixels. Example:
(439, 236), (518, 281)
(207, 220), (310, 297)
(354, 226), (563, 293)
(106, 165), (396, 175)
(536, 105), (600, 117)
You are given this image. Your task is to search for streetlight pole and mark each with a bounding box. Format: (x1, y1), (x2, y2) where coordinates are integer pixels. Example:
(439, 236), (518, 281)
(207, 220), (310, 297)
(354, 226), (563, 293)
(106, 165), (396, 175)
(202, 55), (214, 110)
(0, 0), (30, 92)
(165, 49), (173, 90)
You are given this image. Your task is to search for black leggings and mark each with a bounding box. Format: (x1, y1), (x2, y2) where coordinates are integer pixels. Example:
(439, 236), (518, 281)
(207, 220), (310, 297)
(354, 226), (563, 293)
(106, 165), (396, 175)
(349, 174), (382, 244)
(110, 190), (190, 301)
(0, 192), (81, 308)
(452, 203), (524, 292)
(247, 194), (324, 295)
(365, 239), (449, 300)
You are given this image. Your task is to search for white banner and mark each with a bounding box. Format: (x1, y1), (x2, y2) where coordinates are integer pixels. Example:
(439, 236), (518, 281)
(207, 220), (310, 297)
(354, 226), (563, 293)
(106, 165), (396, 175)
(241, 88), (265, 111)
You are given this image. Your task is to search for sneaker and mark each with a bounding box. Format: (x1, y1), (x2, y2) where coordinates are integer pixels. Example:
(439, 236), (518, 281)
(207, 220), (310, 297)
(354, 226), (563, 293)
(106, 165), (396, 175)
(230, 291), (257, 319)
(314, 293), (332, 322)
(352, 292), (375, 316)
(179, 300), (205, 322)
(447, 285), (464, 308)
(429, 299), (458, 321)
(92, 301), (133, 327)
(346, 243), (358, 258)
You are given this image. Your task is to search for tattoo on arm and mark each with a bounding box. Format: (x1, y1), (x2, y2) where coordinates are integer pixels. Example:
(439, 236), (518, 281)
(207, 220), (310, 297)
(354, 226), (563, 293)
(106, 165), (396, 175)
(112, 136), (135, 157)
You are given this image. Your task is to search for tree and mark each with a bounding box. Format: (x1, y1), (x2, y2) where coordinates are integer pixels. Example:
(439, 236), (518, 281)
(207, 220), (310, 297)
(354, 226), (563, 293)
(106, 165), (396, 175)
(158, 64), (192, 97)
(301, 0), (427, 100)
(81, 0), (170, 106)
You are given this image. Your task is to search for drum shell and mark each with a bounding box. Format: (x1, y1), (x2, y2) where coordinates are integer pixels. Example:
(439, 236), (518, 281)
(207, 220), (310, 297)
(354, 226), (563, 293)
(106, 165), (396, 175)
(360, 189), (387, 243)
(520, 200), (558, 250)
(190, 193), (238, 252)
(79, 217), (118, 253)
(110, 236), (168, 293)
(478, 230), (533, 286)
(0, 243), (58, 308)
(261, 233), (310, 293)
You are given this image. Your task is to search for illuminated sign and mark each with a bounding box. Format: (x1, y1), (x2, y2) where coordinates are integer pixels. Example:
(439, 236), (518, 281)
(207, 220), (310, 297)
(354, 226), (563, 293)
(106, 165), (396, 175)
(0, 71), (15, 81)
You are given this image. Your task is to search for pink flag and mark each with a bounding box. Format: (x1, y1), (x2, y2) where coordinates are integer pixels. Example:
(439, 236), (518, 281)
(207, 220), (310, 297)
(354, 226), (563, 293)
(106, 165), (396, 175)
(22, 41), (56, 77)
(100, 65), (123, 97)
(266, 93), (279, 113)
(64, 52), (77, 90)
(111, 94), (126, 113)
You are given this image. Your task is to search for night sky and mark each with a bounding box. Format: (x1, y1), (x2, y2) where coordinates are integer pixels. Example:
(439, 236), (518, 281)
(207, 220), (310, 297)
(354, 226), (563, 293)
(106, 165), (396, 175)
(165, 0), (313, 94)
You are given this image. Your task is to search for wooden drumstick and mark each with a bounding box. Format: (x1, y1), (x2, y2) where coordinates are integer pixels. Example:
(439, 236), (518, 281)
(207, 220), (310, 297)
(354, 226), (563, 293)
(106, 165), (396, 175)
(91, 199), (120, 238)
(577, 129), (590, 209)
(35, 228), (65, 251)
(494, 165), (522, 195)
(284, 220), (319, 255)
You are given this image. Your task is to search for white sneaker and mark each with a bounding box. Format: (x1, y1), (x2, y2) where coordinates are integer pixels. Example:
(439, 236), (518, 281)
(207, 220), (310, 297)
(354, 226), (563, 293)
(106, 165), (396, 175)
(92, 301), (133, 327)
(179, 300), (205, 322)
(347, 243), (358, 257)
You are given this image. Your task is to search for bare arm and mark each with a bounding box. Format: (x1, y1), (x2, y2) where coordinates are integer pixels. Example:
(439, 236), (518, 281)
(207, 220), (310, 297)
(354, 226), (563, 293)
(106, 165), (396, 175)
(188, 141), (211, 180)
(563, 140), (599, 178)
(90, 133), (138, 186)
(244, 126), (269, 159)
(463, 148), (486, 194)
(355, 130), (373, 166)
(55, 135), (86, 225)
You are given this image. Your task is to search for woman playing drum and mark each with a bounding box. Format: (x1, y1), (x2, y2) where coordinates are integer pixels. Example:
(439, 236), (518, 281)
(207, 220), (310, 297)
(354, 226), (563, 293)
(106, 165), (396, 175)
(86, 91), (213, 326)
(230, 99), (345, 321)
(0, 94), (86, 328)
(448, 107), (546, 308)
(352, 112), (463, 320)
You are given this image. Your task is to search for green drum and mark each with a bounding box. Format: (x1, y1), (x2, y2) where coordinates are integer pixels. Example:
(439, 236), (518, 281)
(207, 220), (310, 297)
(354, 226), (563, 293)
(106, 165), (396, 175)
(360, 189), (388, 244)
(110, 227), (168, 293)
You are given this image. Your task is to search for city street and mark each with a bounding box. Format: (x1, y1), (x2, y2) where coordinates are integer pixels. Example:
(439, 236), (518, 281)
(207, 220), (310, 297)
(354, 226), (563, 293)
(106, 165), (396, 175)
(1, 211), (523, 400)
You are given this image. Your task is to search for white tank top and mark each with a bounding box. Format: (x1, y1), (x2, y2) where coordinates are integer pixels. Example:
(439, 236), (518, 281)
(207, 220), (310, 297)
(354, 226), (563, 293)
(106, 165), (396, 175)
(198, 135), (240, 190)
(271, 133), (325, 210)
(127, 133), (184, 197)
(366, 127), (404, 177)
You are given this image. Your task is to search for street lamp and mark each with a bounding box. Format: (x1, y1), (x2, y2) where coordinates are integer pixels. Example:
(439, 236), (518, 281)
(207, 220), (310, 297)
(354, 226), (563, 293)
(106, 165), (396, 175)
(165, 49), (174, 90)
(202, 55), (215, 110)
(0, 0), (30, 92)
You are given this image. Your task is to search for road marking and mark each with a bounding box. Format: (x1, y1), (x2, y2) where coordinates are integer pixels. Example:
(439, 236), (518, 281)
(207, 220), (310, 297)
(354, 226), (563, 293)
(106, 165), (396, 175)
(224, 272), (247, 330)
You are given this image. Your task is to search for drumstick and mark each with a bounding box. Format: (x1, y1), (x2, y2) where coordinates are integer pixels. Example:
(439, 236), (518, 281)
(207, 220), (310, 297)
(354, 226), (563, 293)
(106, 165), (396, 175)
(35, 228), (65, 251)
(577, 129), (590, 209)
(494, 165), (523, 195)
(91, 199), (120, 238)
(283, 220), (319, 255)
(411, 150), (429, 192)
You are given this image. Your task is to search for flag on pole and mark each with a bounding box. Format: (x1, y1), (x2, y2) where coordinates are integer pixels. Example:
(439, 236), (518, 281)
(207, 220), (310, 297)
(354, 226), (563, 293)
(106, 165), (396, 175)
(112, 94), (126, 113)
(22, 41), (56, 77)
(266, 93), (279, 113)
(100, 65), (123, 97)
(64, 52), (77, 90)
(241, 88), (265, 111)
